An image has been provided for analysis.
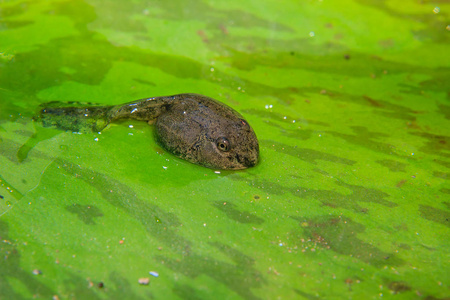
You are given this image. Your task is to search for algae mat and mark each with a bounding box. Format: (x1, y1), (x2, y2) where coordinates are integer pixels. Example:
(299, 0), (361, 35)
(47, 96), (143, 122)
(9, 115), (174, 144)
(0, 0), (449, 299)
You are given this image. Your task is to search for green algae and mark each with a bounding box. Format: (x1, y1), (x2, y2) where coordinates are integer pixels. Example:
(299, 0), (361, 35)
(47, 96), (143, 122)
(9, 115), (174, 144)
(0, 0), (449, 299)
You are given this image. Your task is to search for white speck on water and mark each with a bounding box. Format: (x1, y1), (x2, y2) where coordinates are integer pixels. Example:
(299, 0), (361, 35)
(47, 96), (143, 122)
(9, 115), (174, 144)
(283, 116), (287, 120)
(279, 243), (283, 246)
(162, 166), (168, 170)
(149, 271), (159, 277)
(214, 171), (221, 174)
(84, 114), (88, 117)
(265, 104), (273, 109)
(433, 7), (440, 14)
(309, 31), (315, 37)
(203, 223), (207, 227)
(129, 125), (134, 128)
(210, 67), (214, 72)
(128, 133), (133, 136)
(94, 138), (99, 142)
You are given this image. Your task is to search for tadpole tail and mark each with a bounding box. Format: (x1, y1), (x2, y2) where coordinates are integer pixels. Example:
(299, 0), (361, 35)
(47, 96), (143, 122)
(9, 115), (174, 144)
(36, 101), (115, 133)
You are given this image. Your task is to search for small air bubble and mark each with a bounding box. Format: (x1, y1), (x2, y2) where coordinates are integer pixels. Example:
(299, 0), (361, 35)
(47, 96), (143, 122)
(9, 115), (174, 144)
(129, 125), (134, 128)
(433, 7), (440, 14)
(94, 138), (99, 142)
(309, 31), (315, 37)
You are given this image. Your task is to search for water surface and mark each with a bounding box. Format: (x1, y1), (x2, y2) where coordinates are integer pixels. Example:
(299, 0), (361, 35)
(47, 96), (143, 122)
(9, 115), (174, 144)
(0, 0), (449, 299)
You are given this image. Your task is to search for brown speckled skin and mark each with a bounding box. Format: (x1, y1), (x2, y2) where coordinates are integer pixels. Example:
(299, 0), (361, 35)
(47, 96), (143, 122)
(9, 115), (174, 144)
(153, 94), (259, 170)
(40, 94), (259, 170)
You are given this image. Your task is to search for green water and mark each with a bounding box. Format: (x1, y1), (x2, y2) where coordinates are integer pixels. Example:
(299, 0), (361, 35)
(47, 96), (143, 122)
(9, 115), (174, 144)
(0, 0), (449, 299)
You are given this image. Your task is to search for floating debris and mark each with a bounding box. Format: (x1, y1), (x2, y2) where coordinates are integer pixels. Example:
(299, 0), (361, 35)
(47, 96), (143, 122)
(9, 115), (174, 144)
(32, 269), (42, 275)
(138, 277), (150, 285)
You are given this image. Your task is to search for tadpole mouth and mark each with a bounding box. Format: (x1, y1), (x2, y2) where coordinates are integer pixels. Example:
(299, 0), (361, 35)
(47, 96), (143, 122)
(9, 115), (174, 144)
(245, 156), (258, 167)
(236, 153), (258, 168)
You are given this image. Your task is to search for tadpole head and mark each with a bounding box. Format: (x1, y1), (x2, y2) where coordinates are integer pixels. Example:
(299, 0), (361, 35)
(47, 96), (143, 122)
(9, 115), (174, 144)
(155, 95), (259, 170)
(203, 118), (259, 170)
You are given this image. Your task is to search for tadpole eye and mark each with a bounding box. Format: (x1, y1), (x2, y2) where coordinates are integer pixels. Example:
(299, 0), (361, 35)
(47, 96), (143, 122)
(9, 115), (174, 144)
(216, 137), (230, 152)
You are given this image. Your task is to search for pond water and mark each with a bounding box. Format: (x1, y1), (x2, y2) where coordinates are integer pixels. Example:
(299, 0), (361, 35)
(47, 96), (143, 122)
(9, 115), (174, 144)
(0, 0), (449, 299)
